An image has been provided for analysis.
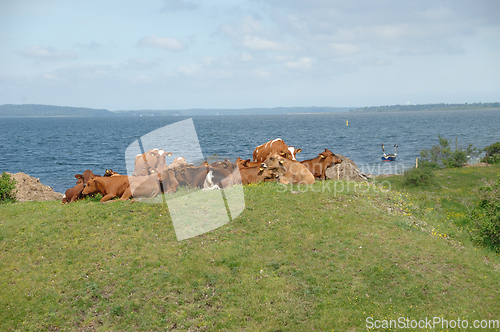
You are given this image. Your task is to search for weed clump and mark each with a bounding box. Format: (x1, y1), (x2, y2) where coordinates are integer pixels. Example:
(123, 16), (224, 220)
(420, 135), (479, 168)
(482, 142), (500, 164)
(0, 172), (17, 203)
(402, 165), (435, 187)
(469, 175), (500, 252)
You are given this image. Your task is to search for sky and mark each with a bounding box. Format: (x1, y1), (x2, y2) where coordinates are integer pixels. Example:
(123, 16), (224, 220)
(1, 0), (499, 110)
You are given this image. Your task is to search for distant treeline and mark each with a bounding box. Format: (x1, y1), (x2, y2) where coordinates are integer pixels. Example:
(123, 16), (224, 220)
(1, 103), (499, 117)
(0, 104), (113, 117)
(0, 104), (353, 117)
(113, 106), (353, 116)
(353, 102), (500, 112)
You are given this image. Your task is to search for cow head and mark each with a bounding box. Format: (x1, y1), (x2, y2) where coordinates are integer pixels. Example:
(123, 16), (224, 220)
(75, 170), (97, 185)
(75, 174), (84, 185)
(320, 149), (342, 164)
(104, 169), (118, 177)
(82, 178), (99, 195)
(236, 158), (253, 168)
(281, 146), (301, 161)
(135, 149), (173, 175)
(262, 153), (288, 174)
(160, 169), (179, 193)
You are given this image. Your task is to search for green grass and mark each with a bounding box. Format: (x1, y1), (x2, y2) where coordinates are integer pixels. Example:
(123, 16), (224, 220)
(1, 166), (500, 331)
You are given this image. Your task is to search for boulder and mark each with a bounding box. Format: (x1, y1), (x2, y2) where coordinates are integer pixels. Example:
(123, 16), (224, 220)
(325, 154), (370, 181)
(6, 172), (64, 202)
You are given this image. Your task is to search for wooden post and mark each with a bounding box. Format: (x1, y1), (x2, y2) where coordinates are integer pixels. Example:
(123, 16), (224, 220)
(337, 163), (340, 180)
(416, 157), (418, 168)
(455, 137), (458, 152)
(486, 152), (489, 164)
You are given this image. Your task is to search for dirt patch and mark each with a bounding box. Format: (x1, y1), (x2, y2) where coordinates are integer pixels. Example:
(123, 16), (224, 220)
(464, 162), (491, 168)
(325, 154), (370, 181)
(6, 172), (64, 202)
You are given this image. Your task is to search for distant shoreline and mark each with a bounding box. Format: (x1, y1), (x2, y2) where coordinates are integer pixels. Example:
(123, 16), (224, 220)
(0, 103), (499, 117)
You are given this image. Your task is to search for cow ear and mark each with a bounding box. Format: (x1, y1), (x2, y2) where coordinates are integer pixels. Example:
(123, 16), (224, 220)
(320, 154), (325, 159)
(280, 152), (286, 156)
(259, 167), (264, 171)
(296, 148), (302, 154)
(166, 152), (173, 156)
(279, 160), (284, 164)
(75, 174), (82, 179)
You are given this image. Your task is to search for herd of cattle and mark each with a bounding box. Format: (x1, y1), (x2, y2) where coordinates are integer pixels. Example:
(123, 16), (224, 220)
(62, 138), (343, 203)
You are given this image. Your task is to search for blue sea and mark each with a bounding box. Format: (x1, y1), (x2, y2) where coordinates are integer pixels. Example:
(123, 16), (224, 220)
(1, 109), (499, 194)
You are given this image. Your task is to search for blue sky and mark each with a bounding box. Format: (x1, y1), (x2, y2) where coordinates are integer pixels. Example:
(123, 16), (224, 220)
(1, 0), (499, 110)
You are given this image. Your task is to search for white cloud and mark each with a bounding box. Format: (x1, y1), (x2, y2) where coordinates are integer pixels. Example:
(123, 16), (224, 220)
(137, 34), (187, 51)
(42, 73), (61, 82)
(284, 57), (312, 70)
(328, 43), (360, 57)
(54, 63), (116, 80)
(128, 75), (155, 85)
(161, 0), (197, 12)
(242, 35), (284, 51)
(218, 15), (290, 52)
(240, 53), (254, 61)
(123, 57), (160, 70)
(253, 68), (271, 78)
(20, 46), (78, 60)
(178, 64), (199, 75)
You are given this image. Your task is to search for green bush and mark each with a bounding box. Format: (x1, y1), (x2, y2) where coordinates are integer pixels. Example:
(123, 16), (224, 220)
(402, 166), (435, 187)
(482, 142), (500, 164)
(418, 160), (440, 170)
(0, 172), (17, 203)
(469, 175), (500, 252)
(443, 150), (468, 168)
(420, 136), (479, 168)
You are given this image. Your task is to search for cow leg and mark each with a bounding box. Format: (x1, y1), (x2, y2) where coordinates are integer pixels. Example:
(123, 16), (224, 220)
(100, 194), (117, 203)
(119, 188), (133, 201)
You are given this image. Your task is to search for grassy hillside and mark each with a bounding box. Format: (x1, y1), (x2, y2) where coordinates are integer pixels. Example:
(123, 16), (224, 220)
(1, 166), (499, 331)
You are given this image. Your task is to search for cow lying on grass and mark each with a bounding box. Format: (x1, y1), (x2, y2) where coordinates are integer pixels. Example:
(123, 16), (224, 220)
(253, 138), (301, 163)
(263, 152), (315, 185)
(82, 175), (160, 203)
(300, 149), (342, 180)
(236, 165), (276, 185)
(63, 169), (115, 204)
(62, 178), (84, 204)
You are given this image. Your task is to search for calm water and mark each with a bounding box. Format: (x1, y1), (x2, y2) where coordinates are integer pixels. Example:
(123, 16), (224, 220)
(1, 109), (499, 193)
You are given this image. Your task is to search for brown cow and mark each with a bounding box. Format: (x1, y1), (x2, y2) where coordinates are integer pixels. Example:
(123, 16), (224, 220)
(63, 170), (99, 204)
(236, 157), (262, 168)
(158, 169), (179, 193)
(253, 138), (301, 163)
(300, 149), (342, 180)
(168, 156), (188, 170)
(173, 166), (209, 188)
(82, 175), (160, 203)
(134, 149), (173, 176)
(62, 179), (84, 204)
(263, 153), (315, 185)
(103, 169), (120, 177)
(236, 165), (276, 185)
(197, 167), (235, 189)
(75, 170), (100, 185)
(210, 159), (237, 173)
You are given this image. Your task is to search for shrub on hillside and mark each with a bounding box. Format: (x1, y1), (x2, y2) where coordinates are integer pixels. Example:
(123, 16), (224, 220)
(0, 172), (17, 203)
(402, 166), (435, 187)
(469, 175), (500, 253)
(420, 136), (479, 168)
(482, 142), (500, 164)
